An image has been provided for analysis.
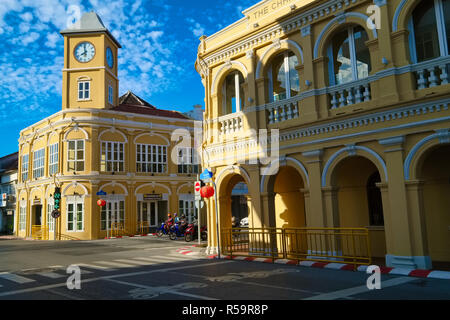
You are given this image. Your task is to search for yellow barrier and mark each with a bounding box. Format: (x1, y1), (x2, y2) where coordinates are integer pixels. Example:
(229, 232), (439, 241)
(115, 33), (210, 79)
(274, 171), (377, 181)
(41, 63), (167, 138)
(137, 221), (150, 235)
(221, 227), (372, 269)
(111, 223), (125, 237)
(32, 225), (49, 240)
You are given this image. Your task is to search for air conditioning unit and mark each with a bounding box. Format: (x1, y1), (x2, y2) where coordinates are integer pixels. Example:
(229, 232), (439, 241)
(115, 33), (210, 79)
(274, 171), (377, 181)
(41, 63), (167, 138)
(7, 195), (15, 202)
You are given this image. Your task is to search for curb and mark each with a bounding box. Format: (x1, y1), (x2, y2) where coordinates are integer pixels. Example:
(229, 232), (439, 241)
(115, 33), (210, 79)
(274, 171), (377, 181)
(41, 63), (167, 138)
(206, 255), (450, 280)
(104, 234), (157, 240)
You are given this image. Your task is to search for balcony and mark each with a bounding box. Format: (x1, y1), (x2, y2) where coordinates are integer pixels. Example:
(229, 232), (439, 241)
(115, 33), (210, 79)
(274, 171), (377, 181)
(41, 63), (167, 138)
(328, 78), (372, 110)
(266, 95), (300, 124)
(412, 56), (450, 90)
(218, 112), (244, 135)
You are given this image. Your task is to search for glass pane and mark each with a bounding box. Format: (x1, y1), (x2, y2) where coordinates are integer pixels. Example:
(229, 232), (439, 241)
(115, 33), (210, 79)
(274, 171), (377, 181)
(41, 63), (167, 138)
(288, 52), (300, 96)
(353, 26), (371, 79)
(443, 0), (450, 55)
(224, 73), (236, 114)
(76, 161), (84, 171)
(413, 0), (440, 62)
(331, 29), (353, 85)
(271, 53), (287, 101)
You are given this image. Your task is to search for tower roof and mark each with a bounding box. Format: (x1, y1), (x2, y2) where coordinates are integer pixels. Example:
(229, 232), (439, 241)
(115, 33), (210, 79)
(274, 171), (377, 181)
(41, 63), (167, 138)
(60, 11), (121, 48)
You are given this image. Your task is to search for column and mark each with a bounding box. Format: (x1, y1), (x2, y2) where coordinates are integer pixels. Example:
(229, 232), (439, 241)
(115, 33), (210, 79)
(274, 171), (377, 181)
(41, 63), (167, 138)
(379, 137), (430, 269)
(302, 150), (326, 228)
(90, 181), (99, 240)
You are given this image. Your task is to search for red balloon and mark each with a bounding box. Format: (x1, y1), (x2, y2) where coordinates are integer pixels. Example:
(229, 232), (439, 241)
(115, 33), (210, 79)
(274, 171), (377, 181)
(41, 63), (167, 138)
(200, 186), (215, 198)
(97, 199), (106, 207)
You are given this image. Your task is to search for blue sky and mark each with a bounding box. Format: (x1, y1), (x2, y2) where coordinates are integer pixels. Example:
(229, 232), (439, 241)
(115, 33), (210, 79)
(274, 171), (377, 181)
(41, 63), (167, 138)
(0, 0), (258, 157)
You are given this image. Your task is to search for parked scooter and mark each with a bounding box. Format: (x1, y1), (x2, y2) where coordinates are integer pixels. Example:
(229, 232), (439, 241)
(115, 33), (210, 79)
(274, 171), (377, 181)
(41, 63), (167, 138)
(169, 223), (185, 240)
(156, 222), (171, 237)
(184, 223), (207, 242)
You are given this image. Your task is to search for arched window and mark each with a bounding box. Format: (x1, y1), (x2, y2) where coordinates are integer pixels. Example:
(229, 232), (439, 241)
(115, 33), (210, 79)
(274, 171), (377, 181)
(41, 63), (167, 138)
(222, 71), (245, 115)
(327, 25), (371, 86)
(267, 51), (299, 102)
(410, 0), (450, 63)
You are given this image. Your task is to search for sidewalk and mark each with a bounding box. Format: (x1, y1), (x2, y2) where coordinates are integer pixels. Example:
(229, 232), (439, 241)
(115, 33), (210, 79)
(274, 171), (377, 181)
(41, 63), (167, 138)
(174, 246), (450, 280)
(0, 235), (21, 240)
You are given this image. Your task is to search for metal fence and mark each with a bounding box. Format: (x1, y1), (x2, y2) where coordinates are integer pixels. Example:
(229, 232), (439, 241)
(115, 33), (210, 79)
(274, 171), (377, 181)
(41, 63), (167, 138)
(221, 227), (371, 269)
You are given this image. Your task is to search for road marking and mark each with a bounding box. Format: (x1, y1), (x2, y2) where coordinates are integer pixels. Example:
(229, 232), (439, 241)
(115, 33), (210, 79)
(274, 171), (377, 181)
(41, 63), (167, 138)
(303, 277), (418, 300)
(114, 259), (154, 266)
(105, 278), (219, 300)
(133, 257), (188, 264)
(93, 261), (138, 268)
(0, 272), (36, 284)
(0, 260), (233, 298)
(37, 272), (65, 279)
(76, 263), (116, 271)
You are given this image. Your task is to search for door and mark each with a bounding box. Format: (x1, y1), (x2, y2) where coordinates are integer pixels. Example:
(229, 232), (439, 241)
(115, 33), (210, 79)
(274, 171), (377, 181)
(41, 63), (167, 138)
(34, 205), (42, 226)
(139, 202), (158, 228)
(107, 200), (125, 230)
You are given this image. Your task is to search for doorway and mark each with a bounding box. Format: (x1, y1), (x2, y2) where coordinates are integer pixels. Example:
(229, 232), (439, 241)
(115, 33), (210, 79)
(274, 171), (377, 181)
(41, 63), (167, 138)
(138, 201), (158, 227)
(33, 205), (42, 226)
(106, 200), (125, 229)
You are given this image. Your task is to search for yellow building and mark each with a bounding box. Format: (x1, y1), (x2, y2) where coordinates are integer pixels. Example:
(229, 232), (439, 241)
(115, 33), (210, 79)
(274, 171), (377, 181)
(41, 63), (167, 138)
(196, 0), (450, 269)
(16, 12), (202, 241)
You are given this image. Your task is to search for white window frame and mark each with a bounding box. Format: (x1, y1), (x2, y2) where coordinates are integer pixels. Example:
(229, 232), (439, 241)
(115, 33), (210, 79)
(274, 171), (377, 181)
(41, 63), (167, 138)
(47, 200), (55, 232)
(21, 154), (29, 182)
(268, 51), (298, 102)
(177, 147), (200, 174)
(101, 200), (125, 231)
(179, 195), (196, 224)
(409, 0), (449, 63)
(67, 140), (85, 172)
(49, 143), (59, 176)
(33, 148), (45, 179)
(19, 206), (26, 231)
(222, 72), (242, 114)
(101, 141), (125, 173)
(136, 144), (168, 174)
(328, 26), (361, 86)
(66, 197), (84, 232)
(78, 81), (90, 101)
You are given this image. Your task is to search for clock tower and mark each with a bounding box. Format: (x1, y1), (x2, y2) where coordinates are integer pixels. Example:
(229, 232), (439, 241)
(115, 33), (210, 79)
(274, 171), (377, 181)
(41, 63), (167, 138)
(60, 11), (121, 110)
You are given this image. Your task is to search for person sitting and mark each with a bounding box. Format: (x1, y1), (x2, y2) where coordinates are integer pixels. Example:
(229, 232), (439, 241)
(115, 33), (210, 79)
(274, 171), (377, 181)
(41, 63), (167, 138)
(174, 213), (180, 225)
(179, 215), (188, 233)
(165, 214), (174, 232)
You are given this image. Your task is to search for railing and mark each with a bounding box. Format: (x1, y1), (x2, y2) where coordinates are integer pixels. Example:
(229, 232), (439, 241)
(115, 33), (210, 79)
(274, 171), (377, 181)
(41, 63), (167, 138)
(218, 112), (244, 135)
(137, 221), (150, 235)
(221, 227), (371, 269)
(411, 55), (450, 90)
(328, 79), (371, 110)
(266, 96), (300, 124)
(32, 225), (49, 240)
(111, 223), (125, 237)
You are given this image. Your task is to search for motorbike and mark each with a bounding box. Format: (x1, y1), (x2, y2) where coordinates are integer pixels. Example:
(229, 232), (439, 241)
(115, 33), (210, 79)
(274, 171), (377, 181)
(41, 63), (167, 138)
(184, 223), (207, 242)
(169, 223), (186, 240)
(156, 222), (171, 237)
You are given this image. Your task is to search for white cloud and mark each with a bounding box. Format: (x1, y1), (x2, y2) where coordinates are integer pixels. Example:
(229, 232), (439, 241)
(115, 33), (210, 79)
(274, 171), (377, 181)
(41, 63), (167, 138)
(20, 32), (40, 45)
(45, 32), (59, 48)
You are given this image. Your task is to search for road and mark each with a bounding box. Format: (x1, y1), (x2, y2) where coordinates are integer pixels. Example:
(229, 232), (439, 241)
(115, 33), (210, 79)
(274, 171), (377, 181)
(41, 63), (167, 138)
(0, 237), (449, 301)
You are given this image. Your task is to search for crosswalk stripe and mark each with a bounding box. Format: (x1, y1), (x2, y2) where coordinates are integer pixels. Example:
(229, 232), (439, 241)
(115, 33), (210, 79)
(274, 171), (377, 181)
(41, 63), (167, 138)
(0, 272), (35, 284)
(36, 272), (65, 279)
(114, 259), (153, 266)
(76, 263), (116, 271)
(133, 256), (190, 264)
(93, 261), (139, 268)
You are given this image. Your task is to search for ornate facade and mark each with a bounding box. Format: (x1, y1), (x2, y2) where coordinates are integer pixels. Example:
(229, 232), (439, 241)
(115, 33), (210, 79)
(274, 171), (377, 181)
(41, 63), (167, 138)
(196, 0), (450, 269)
(15, 12), (201, 240)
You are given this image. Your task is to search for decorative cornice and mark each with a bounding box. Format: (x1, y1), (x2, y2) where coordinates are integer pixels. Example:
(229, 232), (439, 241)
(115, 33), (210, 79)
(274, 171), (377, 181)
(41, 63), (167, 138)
(201, 0), (364, 67)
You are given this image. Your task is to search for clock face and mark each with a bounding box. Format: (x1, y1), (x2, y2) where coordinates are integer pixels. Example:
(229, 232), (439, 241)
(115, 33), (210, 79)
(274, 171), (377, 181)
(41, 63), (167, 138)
(106, 47), (114, 68)
(74, 42), (95, 63)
